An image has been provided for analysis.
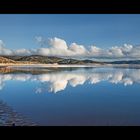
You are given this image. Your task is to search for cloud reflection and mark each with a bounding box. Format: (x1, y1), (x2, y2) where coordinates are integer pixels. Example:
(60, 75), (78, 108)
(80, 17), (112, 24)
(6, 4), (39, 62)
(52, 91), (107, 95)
(0, 68), (140, 93)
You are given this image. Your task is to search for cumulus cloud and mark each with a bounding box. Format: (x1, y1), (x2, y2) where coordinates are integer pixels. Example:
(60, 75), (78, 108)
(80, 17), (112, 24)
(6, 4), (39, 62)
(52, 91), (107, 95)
(14, 49), (32, 56)
(35, 37), (88, 57)
(34, 37), (140, 59)
(1, 37), (140, 59)
(0, 40), (13, 55)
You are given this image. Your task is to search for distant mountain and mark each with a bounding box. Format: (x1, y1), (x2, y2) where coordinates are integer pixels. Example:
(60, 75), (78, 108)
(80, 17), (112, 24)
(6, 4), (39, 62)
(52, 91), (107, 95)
(1, 55), (104, 65)
(1, 55), (140, 65)
(0, 56), (16, 64)
(110, 60), (140, 64)
(3, 55), (63, 64)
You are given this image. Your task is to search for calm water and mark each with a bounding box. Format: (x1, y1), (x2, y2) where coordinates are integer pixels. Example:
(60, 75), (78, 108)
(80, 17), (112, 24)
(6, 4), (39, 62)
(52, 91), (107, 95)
(0, 67), (140, 126)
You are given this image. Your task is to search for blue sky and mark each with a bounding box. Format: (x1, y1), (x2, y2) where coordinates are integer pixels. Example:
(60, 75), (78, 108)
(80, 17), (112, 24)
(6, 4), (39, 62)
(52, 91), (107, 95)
(0, 14), (140, 49)
(0, 14), (140, 59)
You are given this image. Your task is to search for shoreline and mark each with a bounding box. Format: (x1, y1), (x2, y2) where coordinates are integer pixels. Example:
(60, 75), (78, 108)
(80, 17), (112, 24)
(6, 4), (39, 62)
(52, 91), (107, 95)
(0, 63), (140, 68)
(0, 63), (103, 68)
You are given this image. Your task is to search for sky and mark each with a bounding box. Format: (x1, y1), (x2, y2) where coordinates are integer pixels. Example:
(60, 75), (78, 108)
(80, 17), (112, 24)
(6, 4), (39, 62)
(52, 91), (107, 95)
(0, 14), (140, 60)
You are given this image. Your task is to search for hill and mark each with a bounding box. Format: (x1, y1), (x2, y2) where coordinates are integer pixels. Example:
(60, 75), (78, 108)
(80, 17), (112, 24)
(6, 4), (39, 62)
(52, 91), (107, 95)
(0, 56), (16, 64)
(110, 60), (140, 64)
(1, 55), (103, 65)
(1, 55), (140, 65)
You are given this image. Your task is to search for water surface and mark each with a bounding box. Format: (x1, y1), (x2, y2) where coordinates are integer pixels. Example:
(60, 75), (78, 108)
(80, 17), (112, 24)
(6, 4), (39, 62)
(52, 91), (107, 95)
(0, 67), (140, 126)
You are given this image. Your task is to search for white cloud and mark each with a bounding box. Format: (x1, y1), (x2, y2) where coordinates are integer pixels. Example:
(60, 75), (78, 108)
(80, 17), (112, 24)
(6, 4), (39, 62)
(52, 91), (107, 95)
(14, 49), (31, 56)
(1, 37), (140, 59)
(36, 38), (88, 57)
(33, 37), (140, 59)
(0, 40), (13, 55)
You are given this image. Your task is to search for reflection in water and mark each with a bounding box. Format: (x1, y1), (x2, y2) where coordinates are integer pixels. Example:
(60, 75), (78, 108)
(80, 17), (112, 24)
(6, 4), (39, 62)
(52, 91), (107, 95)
(0, 67), (140, 93)
(1, 67), (140, 126)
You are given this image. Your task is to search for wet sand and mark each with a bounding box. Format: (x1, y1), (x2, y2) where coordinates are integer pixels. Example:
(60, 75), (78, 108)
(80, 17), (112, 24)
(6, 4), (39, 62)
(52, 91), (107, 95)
(0, 100), (36, 126)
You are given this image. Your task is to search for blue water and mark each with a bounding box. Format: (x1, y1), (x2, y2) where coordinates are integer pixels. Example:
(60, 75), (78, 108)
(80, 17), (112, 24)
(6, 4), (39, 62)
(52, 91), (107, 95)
(0, 67), (140, 126)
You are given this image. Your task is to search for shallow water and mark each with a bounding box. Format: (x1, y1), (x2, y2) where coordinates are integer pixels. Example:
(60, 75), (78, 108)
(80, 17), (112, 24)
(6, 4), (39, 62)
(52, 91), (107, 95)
(0, 67), (140, 126)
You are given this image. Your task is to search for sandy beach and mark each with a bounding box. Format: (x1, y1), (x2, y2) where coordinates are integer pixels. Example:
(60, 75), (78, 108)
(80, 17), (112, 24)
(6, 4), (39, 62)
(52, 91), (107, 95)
(0, 63), (103, 68)
(0, 63), (140, 69)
